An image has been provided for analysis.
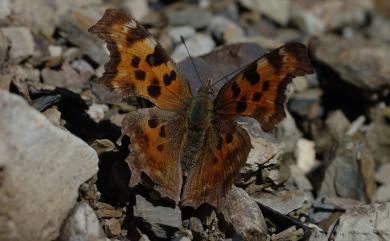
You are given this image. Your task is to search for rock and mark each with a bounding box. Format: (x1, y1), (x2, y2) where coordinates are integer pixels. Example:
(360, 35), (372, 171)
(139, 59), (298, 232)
(366, 15), (390, 42)
(271, 226), (304, 241)
(0, 91), (98, 241)
(295, 138), (318, 174)
(59, 12), (108, 65)
(0, 0), (11, 19)
(375, 163), (390, 184)
(288, 165), (313, 192)
(166, 3), (212, 29)
(133, 195), (182, 239)
(60, 202), (107, 241)
(171, 33), (215, 62)
(240, 0), (291, 25)
(328, 203), (390, 241)
(375, 185), (390, 202)
(221, 186), (268, 241)
(208, 16), (245, 44)
(366, 105), (390, 163)
(313, 35), (390, 91)
(291, 0), (374, 34)
(86, 103), (109, 123)
(41, 62), (90, 93)
(276, 111), (302, 154)
(251, 190), (310, 215)
(1, 27), (35, 63)
(42, 106), (62, 126)
(171, 237), (191, 241)
(96, 209), (123, 219)
(325, 110), (351, 141)
(103, 218), (122, 237)
(318, 135), (376, 202)
(288, 89), (323, 118)
(168, 26), (196, 44)
(123, 0), (149, 20)
(239, 117), (283, 168)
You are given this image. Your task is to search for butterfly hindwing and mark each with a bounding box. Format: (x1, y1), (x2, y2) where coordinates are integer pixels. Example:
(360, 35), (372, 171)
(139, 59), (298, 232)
(181, 120), (252, 208)
(123, 107), (185, 202)
(89, 9), (192, 111)
(214, 43), (314, 132)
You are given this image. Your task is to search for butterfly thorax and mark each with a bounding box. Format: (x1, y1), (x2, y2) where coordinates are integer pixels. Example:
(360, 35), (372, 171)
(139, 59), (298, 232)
(180, 88), (213, 174)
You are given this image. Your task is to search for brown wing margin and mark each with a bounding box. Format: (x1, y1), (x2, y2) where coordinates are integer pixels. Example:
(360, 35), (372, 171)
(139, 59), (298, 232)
(214, 42), (314, 132)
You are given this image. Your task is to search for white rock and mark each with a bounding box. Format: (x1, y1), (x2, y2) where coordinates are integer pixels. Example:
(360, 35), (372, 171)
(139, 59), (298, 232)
(295, 138), (318, 174)
(240, 0), (291, 25)
(0, 91), (99, 241)
(87, 103), (109, 123)
(1, 27), (35, 63)
(329, 203), (390, 241)
(60, 202), (107, 241)
(375, 163), (390, 184)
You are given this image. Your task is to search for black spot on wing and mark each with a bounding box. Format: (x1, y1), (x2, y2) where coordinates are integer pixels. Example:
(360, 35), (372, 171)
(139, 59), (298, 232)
(262, 81), (270, 91)
(159, 125), (166, 138)
(163, 73), (172, 86)
(266, 49), (282, 73)
(252, 92), (262, 101)
(231, 81), (241, 98)
(170, 70), (176, 80)
(157, 144), (164, 152)
(147, 79), (161, 97)
(148, 119), (158, 128)
(131, 56), (141, 68)
(225, 133), (233, 144)
(236, 100), (247, 113)
(146, 44), (169, 67)
(135, 70), (146, 80)
(243, 66), (260, 85)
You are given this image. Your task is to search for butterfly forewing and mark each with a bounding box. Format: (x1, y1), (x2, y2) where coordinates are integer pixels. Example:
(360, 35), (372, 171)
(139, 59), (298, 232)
(214, 43), (314, 132)
(89, 9), (192, 111)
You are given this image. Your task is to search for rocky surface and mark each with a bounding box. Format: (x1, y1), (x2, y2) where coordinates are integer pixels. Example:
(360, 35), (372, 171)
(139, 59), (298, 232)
(0, 0), (389, 240)
(0, 91), (98, 241)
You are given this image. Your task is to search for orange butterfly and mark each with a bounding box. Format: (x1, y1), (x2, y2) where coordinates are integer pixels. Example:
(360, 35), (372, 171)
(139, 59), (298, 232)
(89, 9), (314, 208)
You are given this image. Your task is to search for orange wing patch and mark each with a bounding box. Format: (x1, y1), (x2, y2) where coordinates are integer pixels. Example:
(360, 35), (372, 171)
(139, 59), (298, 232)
(89, 9), (192, 111)
(214, 43), (314, 132)
(123, 107), (185, 202)
(181, 120), (252, 208)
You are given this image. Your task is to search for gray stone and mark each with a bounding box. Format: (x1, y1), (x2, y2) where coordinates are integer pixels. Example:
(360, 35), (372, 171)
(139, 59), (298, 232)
(366, 15), (390, 42)
(221, 186), (268, 241)
(1, 27), (35, 63)
(375, 163), (390, 184)
(328, 203), (390, 241)
(366, 105), (390, 163)
(0, 91), (98, 241)
(251, 190), (310, 215)
(134, 195), (182, 239)
(325, 110), (351, 141)
(313, 35), (390, 91)
(240, 0), (290, 25)
(208, 16), (245, 44)
(171, 34), (215, 62)
(166, 4), (212, 29)
(291, 0), (373, 34)
(168, 26), (196, 44)
(0, 0), (11, 19)
(60, 202), (107, 241)
(375, 185), (390, 202)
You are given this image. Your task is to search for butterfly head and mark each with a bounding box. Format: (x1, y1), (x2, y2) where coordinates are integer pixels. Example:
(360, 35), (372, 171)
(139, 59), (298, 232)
(197, 78), (214, 97)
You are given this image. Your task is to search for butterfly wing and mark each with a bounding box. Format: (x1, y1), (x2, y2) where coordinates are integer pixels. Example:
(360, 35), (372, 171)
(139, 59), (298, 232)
(214, 43), (314, 131)
(89, 9), (192, 111)
(123, 107), (185, 202)
(181, 120), (251, 208)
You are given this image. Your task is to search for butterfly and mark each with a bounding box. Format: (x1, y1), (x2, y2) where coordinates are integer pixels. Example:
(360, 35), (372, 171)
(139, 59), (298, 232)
(89, 9), (314, 208)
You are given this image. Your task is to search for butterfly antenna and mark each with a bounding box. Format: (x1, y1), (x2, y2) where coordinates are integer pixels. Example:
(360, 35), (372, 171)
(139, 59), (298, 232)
(180, 36), (204, 86)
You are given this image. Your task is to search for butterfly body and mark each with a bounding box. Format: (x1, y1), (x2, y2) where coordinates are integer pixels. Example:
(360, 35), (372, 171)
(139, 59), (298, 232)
(89, 9), (314, 208)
